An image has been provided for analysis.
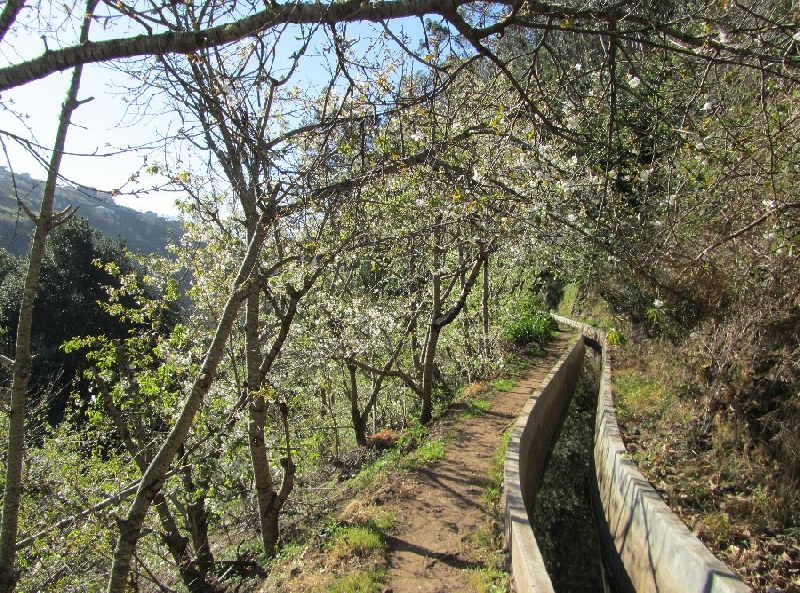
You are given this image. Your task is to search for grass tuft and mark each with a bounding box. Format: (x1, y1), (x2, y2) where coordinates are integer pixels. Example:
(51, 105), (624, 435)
(492, 378), (516, 392)
(328, 525), (384, 562)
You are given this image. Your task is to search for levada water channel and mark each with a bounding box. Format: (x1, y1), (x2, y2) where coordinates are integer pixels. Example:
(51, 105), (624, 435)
(531, 350), (620, 592)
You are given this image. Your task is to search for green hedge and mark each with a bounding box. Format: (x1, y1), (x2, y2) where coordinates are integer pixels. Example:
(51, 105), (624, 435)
(504, 311), (558, 346)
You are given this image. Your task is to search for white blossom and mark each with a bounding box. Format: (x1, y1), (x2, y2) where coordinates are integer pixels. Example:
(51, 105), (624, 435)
(627, 75), (641, 88)
(653, 299), (664, 308)
(566, 114), (580, 130)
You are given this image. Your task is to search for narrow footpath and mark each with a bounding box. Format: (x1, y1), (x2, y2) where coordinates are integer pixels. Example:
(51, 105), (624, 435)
(385, 330), (576, 592)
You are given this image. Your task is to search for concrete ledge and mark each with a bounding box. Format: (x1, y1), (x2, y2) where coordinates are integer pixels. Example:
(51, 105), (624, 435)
(553, 315), (749, 593)
(503, 333), (585, 593)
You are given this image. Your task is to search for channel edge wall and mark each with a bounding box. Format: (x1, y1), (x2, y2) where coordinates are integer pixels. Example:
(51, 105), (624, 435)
(503, 318), (750, 592)
(554, 315), (749, 593)
(503, 332), (586, 593)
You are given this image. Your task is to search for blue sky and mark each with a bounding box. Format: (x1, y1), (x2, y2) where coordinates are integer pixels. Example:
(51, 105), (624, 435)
(0, 14), (428, 219)
(0, 27), (182, 216)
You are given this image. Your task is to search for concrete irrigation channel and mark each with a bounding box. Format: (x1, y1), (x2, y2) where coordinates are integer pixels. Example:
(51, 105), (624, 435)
(503, 317), (750, 593)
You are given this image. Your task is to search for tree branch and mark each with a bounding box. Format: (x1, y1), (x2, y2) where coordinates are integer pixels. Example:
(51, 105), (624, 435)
(347, 357), (424, 398)
(0, 0), (467, 91)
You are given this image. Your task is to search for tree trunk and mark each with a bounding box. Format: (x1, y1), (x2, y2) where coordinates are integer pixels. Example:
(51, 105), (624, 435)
(418, 247), (488, 425)
(180, 459), (214, 588)
(348, 361), (368, 446)
(107, 213), (269, 593)
(247, 386), (280, 557)
(482, 255), (490, 357)
(0, 5), (94, 590)
(419, 232), (443, 425)
(418, 325), (441, 425)
(248, 287), (304, 558)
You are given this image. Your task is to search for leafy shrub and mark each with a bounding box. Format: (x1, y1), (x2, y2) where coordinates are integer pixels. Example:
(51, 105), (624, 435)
(504, 311), (558, 346)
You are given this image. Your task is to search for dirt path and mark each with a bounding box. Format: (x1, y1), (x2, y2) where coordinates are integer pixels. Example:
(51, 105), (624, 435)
(385, 330), (576, 592)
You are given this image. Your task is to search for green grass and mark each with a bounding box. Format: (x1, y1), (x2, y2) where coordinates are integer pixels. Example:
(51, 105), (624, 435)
(349, 449), (403, 490)
(405, 439), (446, 466)
(350, 427), (446, 488)
(461, 398), (492, 419)
(613, 370), (684, 428)
(368, 512), (395, 531)
(492, 378), (516, 391)
(328, 568), (387, 593)
(328, 525), (384, 561)
(483, 429), (510, 507)
(467, 566), (510, 593)
(504, 311), (558, 346)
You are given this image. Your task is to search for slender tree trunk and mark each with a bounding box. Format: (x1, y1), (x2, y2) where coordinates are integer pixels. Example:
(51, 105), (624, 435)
(247, 385), (280, 556)
(419, 247), (489, 424)
(458, 245), (473, 362)
(107, 212), (269, 593)
(347, 361), (367, 446)
(250, 396), (296, 557)
(419, 232), (443, 425)
(180, 458), (214, 586)
(482, 255), (490, 357)
(418, 325), (441, 425)
(0, 4), (95, 590)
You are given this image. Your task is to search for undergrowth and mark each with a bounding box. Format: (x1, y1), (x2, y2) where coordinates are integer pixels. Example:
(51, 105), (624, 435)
(261, 360), (529, 592)
(611, 326), (799, 592)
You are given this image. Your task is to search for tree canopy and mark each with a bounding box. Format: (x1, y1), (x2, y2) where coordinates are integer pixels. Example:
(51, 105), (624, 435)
(0, 0), (797, 590)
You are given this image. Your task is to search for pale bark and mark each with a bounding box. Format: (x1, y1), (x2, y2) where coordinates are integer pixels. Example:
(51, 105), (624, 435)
(248, 275), (321, 557)
(0, 3), (94, 590)
(419, 247), (488, 424)
(106, 212), (270, 593)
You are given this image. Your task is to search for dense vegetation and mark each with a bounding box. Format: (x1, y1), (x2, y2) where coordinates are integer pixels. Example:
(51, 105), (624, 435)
(0, 219), (161, 424)
(0, 0), (796, 590)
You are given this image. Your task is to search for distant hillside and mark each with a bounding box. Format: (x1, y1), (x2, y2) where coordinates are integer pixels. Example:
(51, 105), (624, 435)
(0, 167), (182, 258)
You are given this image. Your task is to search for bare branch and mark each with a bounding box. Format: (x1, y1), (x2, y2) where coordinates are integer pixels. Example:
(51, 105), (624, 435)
(696, 202), (800, 261)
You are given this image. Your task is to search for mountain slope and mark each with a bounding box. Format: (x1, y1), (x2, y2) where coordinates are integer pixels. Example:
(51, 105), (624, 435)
(0, 167), (182, 257)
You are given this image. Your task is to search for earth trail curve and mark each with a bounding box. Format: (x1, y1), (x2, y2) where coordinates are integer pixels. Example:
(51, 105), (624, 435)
(385, 330), (577, 593)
